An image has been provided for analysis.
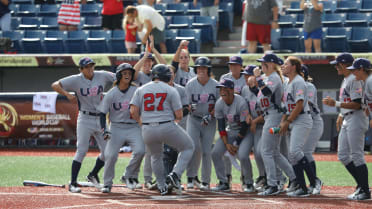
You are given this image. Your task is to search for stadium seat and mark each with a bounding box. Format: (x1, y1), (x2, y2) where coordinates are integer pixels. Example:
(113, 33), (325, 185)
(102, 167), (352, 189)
(168, 16), (193, 29)
(278, 14), (296, 28)
(39, 17), (59, 30)
(18, 17), (41, 30)
(165, 29), (178, 53)
(82, 16), (102, 30)
(322, 0), (337, 13)
(12, 0), (33, 4)
(192, 16), (217, 45)
(65, 30), (88, 53)
(22, 30), (46, 53)
(80, 3), (102, 17)
(187, 2), (201, 15)
(2, 30), (25, 53)
(165, 3), (187, 16)
(43, 30), (67, 53)
(322, 13), (346, 27)
(295, 14), (304, 27)
(347, 27), (370, 52)
(86, 30), (111, 53)
(344, 13), (370, 27)
(219, 2), (234, 32)
(109, 30), (126, 53)
(177, 28), (201, 53)
(324, 27), (351, 52)
(154, 3), (166, 15)
(270, 29), (281, 51)
(38, 4), (59, 17)
(15, 4), (39, 17)
(286, 1), (302, 14)
(8, 4), (17, 16)
(11, 17), (21, 31)
(279, 28), (302, 53)
(359, 0), (372, 12)
(335, 0), (361, 13)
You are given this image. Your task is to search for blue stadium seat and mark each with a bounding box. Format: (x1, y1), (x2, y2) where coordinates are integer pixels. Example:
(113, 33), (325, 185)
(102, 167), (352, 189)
(11, 17), (21, 30)
(43, 30), (67, 53)
(65, 30), (88, 53)
(22, 30), (46, 53)
(109, 30), (126, 53)
(347, 27), (370, 52)
(12, 0), (33, 4)
(39, 17), (59, 30)
(2, 31), (24, 53)
(219, 2), (234, 32)
(86, 30), (111, 53)
(82, 16), (102, 30)
(18, 17), (41, 30)
(322, 0), (337, 13)
(192, 16), (217, 45)
(8, 4), (17, 16)
(15, 4), (39, 17)
(344, 13), (370, 27)
(335, 0), (361, 13)
(360, 0), (372, 12)
(279, 28), (302, 53)
(278, 14), (296, 28)
(165, 3), (187, 16)
(270, 29), (281, 51)
(177, 28), (201, 53)
(165, 29), (178, 53)
(168, 16), (193, 29)
(38, 4), (59, 17)
(286, 1), (302, 14)
(322, 13), (346, 27)
(324, 27), (351, 52)
(295, 14), (304, 27)
(154, 3), (166, 15)
(80, 3), (102, 17)
(187, 2), (201, 15)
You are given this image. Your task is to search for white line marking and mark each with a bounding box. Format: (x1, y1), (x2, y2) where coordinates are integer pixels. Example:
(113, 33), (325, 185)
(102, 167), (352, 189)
(252, 197), (284, 204)
(44, 203), (111, 209)
(105, 199), (136, 206)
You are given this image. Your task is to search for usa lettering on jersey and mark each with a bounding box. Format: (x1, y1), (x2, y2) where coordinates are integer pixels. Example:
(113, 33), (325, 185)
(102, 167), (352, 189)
(80, 85), (104, 96)
(191, 93), (217, 104)
(112, 101), (130, 111)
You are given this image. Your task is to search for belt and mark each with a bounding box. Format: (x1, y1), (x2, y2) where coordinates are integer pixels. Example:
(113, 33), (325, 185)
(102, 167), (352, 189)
(118, 122), (137, 124)
(142, 120), (171, 126)
(344, 111), (354, 116)
(191, 114), (203, 119)
(81, 111), (100, 116)
(300, 111), (311, 114)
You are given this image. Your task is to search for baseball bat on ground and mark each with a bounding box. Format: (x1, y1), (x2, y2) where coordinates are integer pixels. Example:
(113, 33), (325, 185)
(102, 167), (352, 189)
(23, 180), (65, 188)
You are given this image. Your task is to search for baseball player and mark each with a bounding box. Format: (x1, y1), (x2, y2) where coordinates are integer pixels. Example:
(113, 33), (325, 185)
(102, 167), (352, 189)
(185, 56), (220, 190)
(324, 56), (370, 200)
(254, 53), (296, 196)
(51, 57), (115, 193)
(98, 63), (145, 193)
(301, 64), (324, 195)
(212, 78), (253, 192)
(130, 64), (194, 195)
(280, 56), (313, 197)
(240, 65), (266, 191)
(171, 40), (196, 87)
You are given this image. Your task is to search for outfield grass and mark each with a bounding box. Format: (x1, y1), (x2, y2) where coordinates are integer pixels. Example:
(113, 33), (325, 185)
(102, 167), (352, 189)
(1, 156), (371, 187)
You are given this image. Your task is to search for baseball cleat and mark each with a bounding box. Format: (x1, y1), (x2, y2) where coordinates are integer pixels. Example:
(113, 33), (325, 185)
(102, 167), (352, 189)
(125, 178), (136, 190)
(286, 180), (299, 193)
(200, 182), (210, 191)
(242, 184), (255, 193)
(101, 186), (111, 193)
(86, 174), (101, 189)
(167, 172), (181, 190)
(69, 183), (81, 193)
(287, 187), (310, 197)
(211, 181), (230, 192)
(312, 178), (323, 195)
(347, 188), (371, 200)
(258, 186), (280, 196)
(347, 187), (361, 199)
(187, 176), (201, 189)
(159, 185), (169, 196)
(278, 177), (287, 193)
(254, 176), (266, 189)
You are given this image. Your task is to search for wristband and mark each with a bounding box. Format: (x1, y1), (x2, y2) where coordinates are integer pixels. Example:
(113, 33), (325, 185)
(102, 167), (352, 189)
(335, 101), (341, 108)
(219, 130), (227, 137)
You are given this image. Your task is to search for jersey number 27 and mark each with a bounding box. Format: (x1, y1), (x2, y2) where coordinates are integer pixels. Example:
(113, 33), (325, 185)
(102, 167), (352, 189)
(144, 93), (167, 111)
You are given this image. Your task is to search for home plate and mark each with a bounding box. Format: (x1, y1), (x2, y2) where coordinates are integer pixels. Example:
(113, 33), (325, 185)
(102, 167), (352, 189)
(150, 195), (190, 200)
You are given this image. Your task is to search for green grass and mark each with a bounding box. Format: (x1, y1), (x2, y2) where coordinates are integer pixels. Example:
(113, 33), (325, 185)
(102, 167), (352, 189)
(1, 156), (371, 187)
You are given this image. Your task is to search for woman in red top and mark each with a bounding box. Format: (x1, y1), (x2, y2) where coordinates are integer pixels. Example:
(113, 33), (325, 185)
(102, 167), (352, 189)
(123, 13), (141, 53)
(101, 0), (124, 30)
(58, 0), (86, 31)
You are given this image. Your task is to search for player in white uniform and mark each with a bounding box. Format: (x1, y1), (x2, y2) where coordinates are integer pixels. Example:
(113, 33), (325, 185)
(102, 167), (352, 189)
(171, 40), (196, 87)
(342, 58), (371, 200)
(51, 57), (115, 193)
(98, 63), (145, 193)
(323, 53), (369, 200)
(130, 64), (194, 195)
(212, 78), (253, 192)
(280, 56), (313, 197)
(301, 64), (324, 195)
(185, 57), (220, 191)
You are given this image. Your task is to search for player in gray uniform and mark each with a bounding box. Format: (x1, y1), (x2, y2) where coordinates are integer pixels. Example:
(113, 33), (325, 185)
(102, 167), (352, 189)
(280, 56), (313, 197)
(334, 57), (371, 200)
(212, 78), (253, 192)
(185, 56), (220, 190)
(323, 53), (369, 200)
(51, 57), (115, 193)
(254, 53), (296, 196)
(171, 40), (196, 87)
(301, 64), (324, 195)
(98, 63), (145, 193)
(240, 65), (266, 191)
(130, 64), (194, 195)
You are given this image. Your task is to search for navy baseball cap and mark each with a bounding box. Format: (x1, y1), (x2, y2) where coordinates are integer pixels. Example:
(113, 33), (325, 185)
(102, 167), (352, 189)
(241, 65), (257, 76)
(139, 52), (154, 60)
(227, 55), (243, 65)
(330, 53), (354, 65)
(216, 78), (234, 89)
(79, 57), (95, 67)
(347, 58), (371, 70)
(301, 64), (309, 78)
(257, 53), (281, 65)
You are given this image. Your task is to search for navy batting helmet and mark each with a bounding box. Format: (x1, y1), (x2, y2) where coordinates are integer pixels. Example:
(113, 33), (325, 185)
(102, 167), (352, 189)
(194, 56), (211, 75)
(152, 64), (172, 83)
(116, 63), (135, 85)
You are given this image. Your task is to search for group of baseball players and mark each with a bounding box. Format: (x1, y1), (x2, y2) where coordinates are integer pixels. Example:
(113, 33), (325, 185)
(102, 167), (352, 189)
(51, 39), (370, 200)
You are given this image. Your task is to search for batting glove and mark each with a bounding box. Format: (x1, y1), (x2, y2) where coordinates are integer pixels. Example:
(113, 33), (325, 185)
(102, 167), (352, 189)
(201, 114), (213, 126)
(102, 130), (111, 140)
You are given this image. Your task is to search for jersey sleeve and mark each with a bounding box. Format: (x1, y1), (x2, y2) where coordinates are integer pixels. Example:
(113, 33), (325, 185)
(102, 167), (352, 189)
(214, 99), (224, 119)
(97, 90), (112, 114)
(105, 71), (116, 84)
(238, 97), (249, 122)
(293, 80), (306, 103)
(130, 88), (142, 108)
(307, 84), (316, 105)
(170, 87), (182, 111)
(59, 75), (77, 92)
(350, 80), (364, 100)
(266, 74), (281, 93)
(219, 74), (227, 82)
(185, 82), (192, 105)
(179, 87), (188, 106)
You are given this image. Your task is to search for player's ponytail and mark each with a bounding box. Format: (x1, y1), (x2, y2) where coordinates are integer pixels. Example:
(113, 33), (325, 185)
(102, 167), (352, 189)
(274, 65), (284, 83)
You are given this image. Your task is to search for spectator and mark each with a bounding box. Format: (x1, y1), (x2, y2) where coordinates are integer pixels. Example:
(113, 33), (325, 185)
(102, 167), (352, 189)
(243, 0), (279, 53)
(137, 0), (155, 7)
(301, 0), (323, 53)
(123, 12), (141, 53)
(101, 0), (124, 31)
(58, 0), (87, 31)
(193, 0), (219, 29)
(126, 5), (167, 53)
(0, 0), (11, 32)
(171, 40), (196, 87)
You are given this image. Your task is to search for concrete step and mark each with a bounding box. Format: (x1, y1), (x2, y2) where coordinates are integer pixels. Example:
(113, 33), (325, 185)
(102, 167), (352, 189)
(218, 40), (241, 47)
(228, 32), (242, 41)
(234, 26), (242, 33)
(213, 46), (242, 53)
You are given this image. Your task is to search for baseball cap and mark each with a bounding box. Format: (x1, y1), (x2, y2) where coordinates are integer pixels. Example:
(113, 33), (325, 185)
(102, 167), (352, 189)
(79, 57), (95, 67)
(256, 53), (281, 65)
(227, 55), (243, 65)
(216, 78), (234, 89)
(139, 52), (154, 60)
(241, 65), (257, 76)
(330, 53), (354, 65)
(347, 58), (371, 70)
(301, 64), (309, 78)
